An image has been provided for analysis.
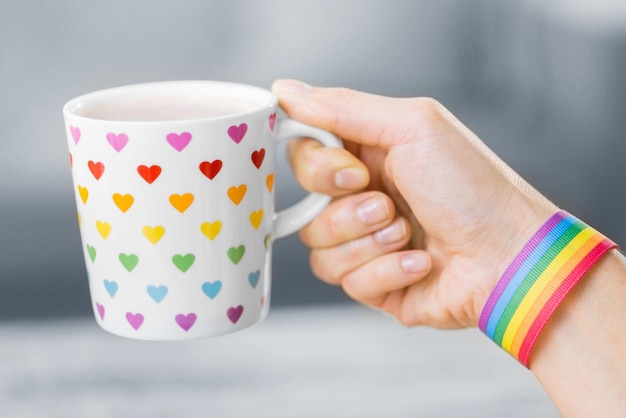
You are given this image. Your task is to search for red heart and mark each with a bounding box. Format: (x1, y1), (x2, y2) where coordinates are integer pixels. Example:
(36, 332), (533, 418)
(199, 160), (223, 180)
(137, 165), (162, 184)
(88, 160), (105, 180)
(251, 149), (265, 169)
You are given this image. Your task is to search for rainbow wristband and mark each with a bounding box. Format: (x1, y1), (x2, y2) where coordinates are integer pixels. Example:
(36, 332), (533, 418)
(479, 210), (617, 367)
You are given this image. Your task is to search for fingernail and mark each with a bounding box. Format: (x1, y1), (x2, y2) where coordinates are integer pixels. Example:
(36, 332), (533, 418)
(273, 79), (312, 94)
(357, 196), (389, 226)
(335, 167), (368, 190)
(400, 253), (430, 274)
(374, 220), (406, 244)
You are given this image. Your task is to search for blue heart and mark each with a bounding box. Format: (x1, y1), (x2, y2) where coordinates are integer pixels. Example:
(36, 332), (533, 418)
(201, 281), (222, 300)
(248, 270), (261, 289)
(147, 285), (168, 303)
(103, 279), (118, 298)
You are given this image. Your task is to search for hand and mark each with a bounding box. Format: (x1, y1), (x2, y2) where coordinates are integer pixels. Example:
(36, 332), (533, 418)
(273, 79), (557, 329)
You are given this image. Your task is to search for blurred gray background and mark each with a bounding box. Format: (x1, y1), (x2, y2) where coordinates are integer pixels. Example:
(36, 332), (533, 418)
(1, 1), (625, 417)
(1, 0), (625, 320)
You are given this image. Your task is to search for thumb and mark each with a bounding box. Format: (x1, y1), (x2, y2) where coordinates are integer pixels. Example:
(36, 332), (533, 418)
(271, 79), (439, 150)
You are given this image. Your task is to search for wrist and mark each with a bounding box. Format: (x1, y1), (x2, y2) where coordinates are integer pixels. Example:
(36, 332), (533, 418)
(478, 209), (618, 366)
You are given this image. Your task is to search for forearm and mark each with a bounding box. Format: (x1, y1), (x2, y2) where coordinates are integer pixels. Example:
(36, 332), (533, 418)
(530, 249), (626, 417)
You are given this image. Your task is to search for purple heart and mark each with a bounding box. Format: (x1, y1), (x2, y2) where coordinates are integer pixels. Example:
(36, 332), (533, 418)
(70, 126), (81, 144)
(227, 123), (247, 144)
(227, 305), (244, 324)
(166, 132), (192, 151)
(107, 132), (129, 152)
(175, 313), (197, 331)
(96, 303), (105, 319)
(126, 312), (144, 330)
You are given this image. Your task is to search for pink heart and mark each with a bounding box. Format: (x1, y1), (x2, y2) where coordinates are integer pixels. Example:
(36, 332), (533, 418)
(175, 313), (197, 331)
(70, 126), (81, 144)
(166, 132), (192, 151)
(227, 305), (244, 324)
(96, 303), (105, 319)
(227, 123), (248, 144)
(268, 113), (276, 131)
(107, 133), (129, 152)
(126, 312), (144, 330)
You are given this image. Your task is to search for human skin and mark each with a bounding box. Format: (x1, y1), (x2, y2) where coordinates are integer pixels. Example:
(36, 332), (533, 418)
(272, 79), (626, 417)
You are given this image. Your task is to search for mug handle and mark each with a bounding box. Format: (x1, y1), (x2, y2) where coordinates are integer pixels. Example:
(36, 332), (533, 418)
(272, 118), (343, 239)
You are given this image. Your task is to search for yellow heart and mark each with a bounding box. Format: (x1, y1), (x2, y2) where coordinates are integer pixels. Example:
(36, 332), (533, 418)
(227, 184), (247, 205)
(200, 221), (222, 240)
(169, 193), (194, 213)
(77, 212), (82, 227)
(249, 209), (264, 230)
(96, 221), (112, 240)
(112, 193), (134, 213)
(142, 225), (165, 244)
(78, 185), (89, 204)
(266, 173), (275, 192)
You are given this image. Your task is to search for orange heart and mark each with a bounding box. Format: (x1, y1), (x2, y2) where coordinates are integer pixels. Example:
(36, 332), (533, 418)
(142, 225), (165, 244)
(249, 209), (264, 230)
(112, 193), (134, 213)
(78, 185), (89, 204)
(200, 221), (222, 240)
(266, 173), (275, 192)
(96, 221), (112, 239)
(227, 184), (247, 205)
(169, 193), (194, 213)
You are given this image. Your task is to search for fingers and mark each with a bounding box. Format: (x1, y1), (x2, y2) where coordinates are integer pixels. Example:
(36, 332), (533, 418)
(340, 251), (431, 308)
(287, 137), (369, 196)
(272, 79), (448, 150)
(300, 191), (396, 249)
(309, 217), (412, 285)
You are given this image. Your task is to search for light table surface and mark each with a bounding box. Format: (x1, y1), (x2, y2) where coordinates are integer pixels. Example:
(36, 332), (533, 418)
(0, 304), (560, 417)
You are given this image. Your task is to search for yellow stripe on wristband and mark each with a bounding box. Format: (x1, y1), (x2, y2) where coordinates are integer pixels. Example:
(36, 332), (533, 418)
(500, 227), (597, 352)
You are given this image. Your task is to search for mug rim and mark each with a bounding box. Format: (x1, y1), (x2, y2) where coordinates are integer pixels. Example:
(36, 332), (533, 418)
(63, 80), (277, 125)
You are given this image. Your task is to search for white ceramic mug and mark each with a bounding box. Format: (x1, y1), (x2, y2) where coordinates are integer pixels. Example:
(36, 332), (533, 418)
(63, 81), (341, 340)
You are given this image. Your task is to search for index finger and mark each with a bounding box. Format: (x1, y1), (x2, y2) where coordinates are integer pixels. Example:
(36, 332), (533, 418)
(272, 79), (442, 150)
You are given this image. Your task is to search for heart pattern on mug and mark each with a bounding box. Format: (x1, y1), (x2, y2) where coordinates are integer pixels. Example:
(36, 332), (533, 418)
(137, 165), (162, 184)
(112, 193), (134, 213)
(88, 161), (105, 180)
(96, 221), (112, 239)
(200, 221), (222, 240)
(142, 225), (165, 244)
(227, 185), (247, 205)
(172, 253), (195, 272)
(70, 113), (276, 336)
(78, 185), (89, 204)
(147, 285), (168, 303)
(107, 133), (129, 152)
(126, 312), (144, 330)
(169, 193), (194, 213)
(166, 132), (192, 151)
(199, 160), (222, 180)
(228, 123), (247, 144)
(251, 149), (265, 169)
(70, 126), (81, 144)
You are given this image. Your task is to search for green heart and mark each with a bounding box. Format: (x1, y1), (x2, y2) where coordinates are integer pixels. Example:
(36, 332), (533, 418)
(119, 253), (139, 272)
(264, 234), (271, 250)
(227, 245), (245, 265)
(86, 244), (96, 263)
(172, 253), (195, 272)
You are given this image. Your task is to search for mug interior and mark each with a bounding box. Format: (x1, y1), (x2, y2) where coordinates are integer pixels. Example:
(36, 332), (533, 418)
(63, 81), (276, 123)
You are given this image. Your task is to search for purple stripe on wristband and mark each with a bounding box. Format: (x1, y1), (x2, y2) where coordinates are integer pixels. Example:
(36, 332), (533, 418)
(478, 211), (568, 331)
